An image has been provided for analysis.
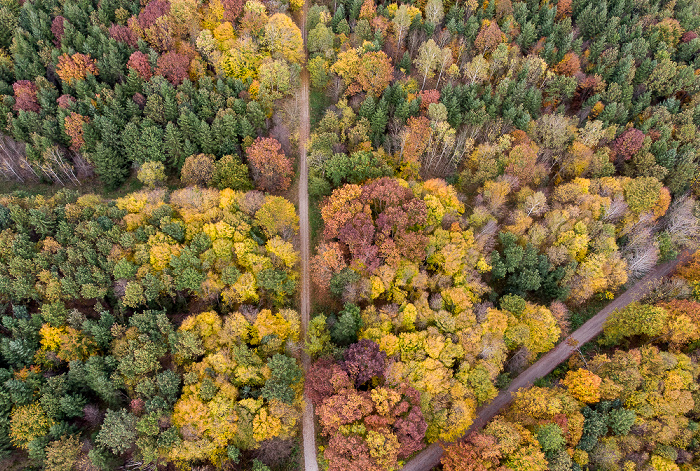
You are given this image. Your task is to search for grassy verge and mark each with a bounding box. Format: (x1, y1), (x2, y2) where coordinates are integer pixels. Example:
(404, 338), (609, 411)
(568, 296), (610, 331)
(0, 172), (146, 199)
(309, 89), (330, 128)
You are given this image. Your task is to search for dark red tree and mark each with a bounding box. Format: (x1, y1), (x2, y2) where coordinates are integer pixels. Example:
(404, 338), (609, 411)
(612, 128), (645, 161)
(127, 51), (153, 80)
(138, 0), (170, 29)
(132, 92), (146, 108)
(324, 434), (376, 471)
(338, 212), (380, 272)
(375, 199), (429, 264)
(51, 16), (65, 46)
(155, 51), (190, 86)
(681, 31), (698, 43)
(57, 94), (76, 109)
(109, 24), (138, 48)
(13, 81), (40, 113)
(222, 0), (244, 21)
(246, 137), (294, 192)
(305, 358), (340, 407)
(393, 386), (428, 457)
(572, 74), (605, 112)
(343, 339), (387, 387)
(360, 177), (414, 214)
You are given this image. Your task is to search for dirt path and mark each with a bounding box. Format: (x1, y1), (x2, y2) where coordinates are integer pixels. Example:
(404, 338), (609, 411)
(297, 2), (318, 470)
(400, 252), (691, 471)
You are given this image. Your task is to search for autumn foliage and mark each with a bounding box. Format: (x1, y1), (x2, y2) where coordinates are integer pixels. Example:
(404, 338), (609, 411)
(155, 51), (191, 85)
(109, 24), (138, 47)
(444, 344), (699, 471)
(307, 342), (427, 471)
(246, 137), (294, 192)
(127, 51), (153, 79)
(64, 112), (89, 150)
(55, 53), (98, 84)
(474, 20), (506, 54)
(331, 48), (394, 96)
(612, 128), (645, 161)
(12, 80), (40, 113)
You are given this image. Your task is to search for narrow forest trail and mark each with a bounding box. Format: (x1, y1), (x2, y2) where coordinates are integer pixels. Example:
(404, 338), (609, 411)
(297, 1), (318, 469)
(400, 252), (691, 471)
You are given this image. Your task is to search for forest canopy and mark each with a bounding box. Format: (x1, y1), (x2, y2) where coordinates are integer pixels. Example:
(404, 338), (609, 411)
(1, 0), (700, 466)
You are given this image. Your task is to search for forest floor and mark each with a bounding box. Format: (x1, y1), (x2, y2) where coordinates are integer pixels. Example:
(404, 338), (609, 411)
(297, 0), (318, 469)
(399, 251), (692, 471)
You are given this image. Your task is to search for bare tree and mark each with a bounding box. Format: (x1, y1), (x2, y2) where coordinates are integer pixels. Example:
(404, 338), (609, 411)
(664, 195), (700, 250)
(0, 135), (39, 183)
(475, 219), (498, 252)
(524, 191), (548, 216)
(436, 27), (452, 47)
(622, 224), (659, 280)
(624, 243), (659, 280)
(603, 195), (628, 222)
(642, 277), (693, 303)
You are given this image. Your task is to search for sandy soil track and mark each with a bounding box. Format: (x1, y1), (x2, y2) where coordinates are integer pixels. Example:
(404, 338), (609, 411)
(296, 1), (318, 467)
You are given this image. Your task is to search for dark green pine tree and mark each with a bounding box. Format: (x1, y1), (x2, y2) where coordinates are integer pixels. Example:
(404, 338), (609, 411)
(177, 109), (199, 142)
(246, 101), (265, 131)
(164, 122), (185, 171)
(124, 69), (144, 95)
(238, 116), (255, 141)
(88, 142), (128, 190)
(121, 122), (144, 164)
(196, 120), (215, 155)
(370, 99), (388, 146)
(144, 94), (165, 124)
(183, 138), (199, 159)
(140, 124), (165, 163)
(359, 94), (376, 119)
(331, 3), (345, 32)
(164, 93), (178, 123)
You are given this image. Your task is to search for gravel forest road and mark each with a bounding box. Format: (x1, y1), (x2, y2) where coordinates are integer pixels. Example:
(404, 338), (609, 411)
(400, 252), (691, 471)
(297, 1), (318, 469)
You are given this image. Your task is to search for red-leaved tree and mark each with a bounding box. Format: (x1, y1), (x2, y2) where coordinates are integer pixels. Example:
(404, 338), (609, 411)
(318, 178), (429, 275)
(418, 89), (440, 112)
(109, 24), (138, 48)
(612, 128), (645, 161)
(681, 31), (698, 43)
(343, 339), (387, 387)
(305, 357), (344, 407)
(51, 16), (66, 46)
(315, 354), (428, 470)
(127, 51), (153, 80)
(310, 242), (348, 291)
(441, 432), (503, 471)
(138, 0), (170, 29)
(155, 51), (190, 85)
(222, 0), (244, 21)
(246, 137), (294, 192)
(57, 94), (76, 110)
(13, 81), (40, 113)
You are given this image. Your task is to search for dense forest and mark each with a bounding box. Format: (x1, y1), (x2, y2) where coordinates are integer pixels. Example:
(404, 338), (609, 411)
(300, 0), (700, 467)
(0, 0), (699, 466)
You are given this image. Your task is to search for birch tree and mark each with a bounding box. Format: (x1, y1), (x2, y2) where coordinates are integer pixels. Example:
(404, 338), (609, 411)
(414, 39), (441, 89)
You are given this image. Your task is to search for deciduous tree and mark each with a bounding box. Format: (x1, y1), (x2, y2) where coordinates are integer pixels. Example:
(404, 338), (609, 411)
(247, 137), (294, 192)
